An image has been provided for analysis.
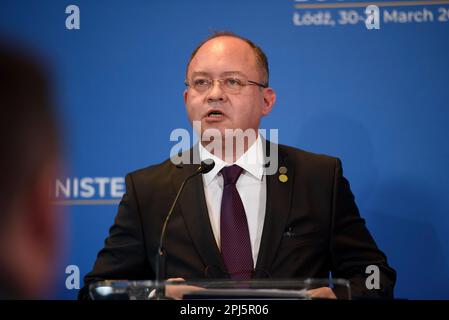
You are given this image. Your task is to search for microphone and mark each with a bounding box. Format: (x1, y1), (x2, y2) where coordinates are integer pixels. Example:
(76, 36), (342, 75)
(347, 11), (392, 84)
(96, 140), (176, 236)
(154, 159), (215, 299)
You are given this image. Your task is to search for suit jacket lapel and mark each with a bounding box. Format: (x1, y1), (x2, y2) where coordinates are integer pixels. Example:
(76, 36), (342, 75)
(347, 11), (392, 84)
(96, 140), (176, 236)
(254, 144), (294, 278)
(171, 152), (227, 277)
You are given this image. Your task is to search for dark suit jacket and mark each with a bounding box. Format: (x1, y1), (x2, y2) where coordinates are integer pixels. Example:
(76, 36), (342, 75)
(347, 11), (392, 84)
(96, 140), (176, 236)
(79, 143), (396, 299)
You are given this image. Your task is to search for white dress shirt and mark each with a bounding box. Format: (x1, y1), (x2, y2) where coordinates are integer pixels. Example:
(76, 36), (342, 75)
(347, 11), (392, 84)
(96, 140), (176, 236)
(199, 137), (267, 266)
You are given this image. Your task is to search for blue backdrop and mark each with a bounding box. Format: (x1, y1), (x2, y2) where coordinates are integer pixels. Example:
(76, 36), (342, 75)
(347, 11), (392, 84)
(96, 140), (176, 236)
(1, 0), (448, 299)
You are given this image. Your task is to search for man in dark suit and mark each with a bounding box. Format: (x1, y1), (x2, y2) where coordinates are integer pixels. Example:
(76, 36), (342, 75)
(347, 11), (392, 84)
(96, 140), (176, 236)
(80, 32), (396, 300)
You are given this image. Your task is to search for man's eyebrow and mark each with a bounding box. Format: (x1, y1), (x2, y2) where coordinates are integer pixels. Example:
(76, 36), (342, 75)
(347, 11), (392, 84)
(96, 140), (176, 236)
(190, 71), (211, 77)
(221, 71), (246, 77)
(190, 71), (246, 78)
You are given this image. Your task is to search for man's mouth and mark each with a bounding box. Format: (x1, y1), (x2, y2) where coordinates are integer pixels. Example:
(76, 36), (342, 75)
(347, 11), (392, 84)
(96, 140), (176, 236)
(205, 110), (225, 120)
(208, 110), (223, 117)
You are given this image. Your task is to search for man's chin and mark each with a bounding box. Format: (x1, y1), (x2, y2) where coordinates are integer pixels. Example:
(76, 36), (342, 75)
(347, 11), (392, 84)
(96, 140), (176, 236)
(194, 120), (259, 141)
(200, 123), (229, 138)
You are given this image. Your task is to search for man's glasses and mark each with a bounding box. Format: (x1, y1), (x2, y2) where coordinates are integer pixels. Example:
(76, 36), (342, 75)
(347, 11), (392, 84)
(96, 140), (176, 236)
(185, 76), (267, 94)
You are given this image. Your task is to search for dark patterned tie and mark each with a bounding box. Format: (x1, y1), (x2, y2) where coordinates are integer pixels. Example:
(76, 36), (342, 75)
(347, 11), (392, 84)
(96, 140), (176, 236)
(220, 165), (254, 280)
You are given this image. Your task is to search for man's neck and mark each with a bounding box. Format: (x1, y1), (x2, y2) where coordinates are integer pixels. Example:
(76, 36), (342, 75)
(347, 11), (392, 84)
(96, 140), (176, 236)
(200, 132), (259, 163)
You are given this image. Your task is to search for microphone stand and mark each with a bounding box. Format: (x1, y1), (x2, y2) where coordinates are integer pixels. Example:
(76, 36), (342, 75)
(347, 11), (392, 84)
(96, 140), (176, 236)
(154, 160), (215, 299)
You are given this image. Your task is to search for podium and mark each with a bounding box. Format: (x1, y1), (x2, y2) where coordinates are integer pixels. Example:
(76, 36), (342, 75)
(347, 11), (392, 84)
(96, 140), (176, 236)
(89, 278), (351, 300)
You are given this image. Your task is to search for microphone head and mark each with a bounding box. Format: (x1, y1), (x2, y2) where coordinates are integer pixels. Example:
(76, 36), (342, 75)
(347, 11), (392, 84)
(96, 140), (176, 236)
(199, 159), (215, 174)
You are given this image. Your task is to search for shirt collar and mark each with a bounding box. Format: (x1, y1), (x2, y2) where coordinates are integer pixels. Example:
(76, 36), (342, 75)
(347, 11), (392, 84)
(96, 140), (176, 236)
(199, 136), (265, 186)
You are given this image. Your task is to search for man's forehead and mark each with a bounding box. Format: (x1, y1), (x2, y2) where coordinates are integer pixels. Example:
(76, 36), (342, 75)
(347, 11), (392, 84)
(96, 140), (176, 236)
(192, 37), (255, 63)
(188, 37), (257, 74)
(199, 36), (253, 53)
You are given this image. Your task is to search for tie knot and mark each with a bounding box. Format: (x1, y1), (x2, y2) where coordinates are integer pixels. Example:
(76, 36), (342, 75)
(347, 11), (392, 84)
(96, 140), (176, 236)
(221, 165), (243, 186)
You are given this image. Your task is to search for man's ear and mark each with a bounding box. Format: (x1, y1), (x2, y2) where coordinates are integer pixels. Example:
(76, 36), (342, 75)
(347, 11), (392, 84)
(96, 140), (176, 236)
(22, 163), (61, 295)
(183, 89), (189, 105)
(262, 87), (276, 116)
(26, 169), (58, 253)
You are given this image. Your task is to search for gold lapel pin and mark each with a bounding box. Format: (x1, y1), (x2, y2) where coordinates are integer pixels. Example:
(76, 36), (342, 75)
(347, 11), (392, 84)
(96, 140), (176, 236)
(279, 174), (288, 183)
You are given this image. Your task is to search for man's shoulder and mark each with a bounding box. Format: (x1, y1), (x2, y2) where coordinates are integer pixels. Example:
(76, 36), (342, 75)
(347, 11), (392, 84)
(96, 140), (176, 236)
(125, 149), (199, 185)
(276, 143), (341, 183)
(127, 157), (176, 181)
(277, 143), (339, 167)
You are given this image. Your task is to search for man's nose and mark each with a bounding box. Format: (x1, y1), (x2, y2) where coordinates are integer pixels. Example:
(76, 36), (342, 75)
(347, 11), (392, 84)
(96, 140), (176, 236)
(206, 80), (226, 103)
